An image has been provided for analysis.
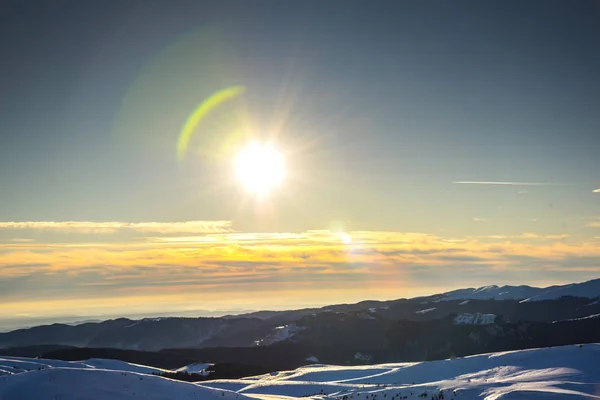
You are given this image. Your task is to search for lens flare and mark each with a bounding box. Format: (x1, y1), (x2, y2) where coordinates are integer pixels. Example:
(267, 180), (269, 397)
(177, 86), (245, 161)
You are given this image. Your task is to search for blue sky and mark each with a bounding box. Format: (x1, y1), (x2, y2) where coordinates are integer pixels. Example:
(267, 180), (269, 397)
(0, 0), (599, 324)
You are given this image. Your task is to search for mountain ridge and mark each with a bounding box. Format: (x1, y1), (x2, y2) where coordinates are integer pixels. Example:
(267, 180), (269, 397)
(1, 278), (599, 352)
(429, 278), (600, 302)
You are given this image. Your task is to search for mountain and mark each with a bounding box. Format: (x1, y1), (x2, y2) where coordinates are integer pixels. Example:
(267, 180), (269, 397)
(432, 278), (600, 302)
(1, 278), (599, 353)
(27, 308), (600, 373)
(433, 285), (542, 301)
(0, 317), (270, 351)
(2, 344), (600, 399)
(524, 278), (600, 301)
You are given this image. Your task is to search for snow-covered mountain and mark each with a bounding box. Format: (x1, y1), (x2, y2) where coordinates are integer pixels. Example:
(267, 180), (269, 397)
(435, 278), (600, 302)
(2, 344), (600, 399)
(523, 278), (600, 302)
(2, 278), (600, 352)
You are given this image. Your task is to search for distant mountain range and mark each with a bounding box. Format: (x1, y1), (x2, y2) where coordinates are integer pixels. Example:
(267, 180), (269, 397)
(1, 278), (599, 369)
(0, 309), (258, 332)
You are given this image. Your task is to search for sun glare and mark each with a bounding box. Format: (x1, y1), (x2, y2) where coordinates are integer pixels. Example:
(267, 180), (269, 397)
(341, 234), (352, 244)
(235, 142), (285, 195)
(336, 232), (352, 244)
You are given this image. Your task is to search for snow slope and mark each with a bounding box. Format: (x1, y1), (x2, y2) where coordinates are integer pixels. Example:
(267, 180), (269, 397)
(454, 313), (496, 325)
(415, 308), (436, 315)
(0, 367), (242, 400)
(203, 344), (600, 400)
(437, 278), (600, 302)
(82, 358), (168, 374)
(0, 356), (243, 400)
(176, 362), (213, 376)
(0, 356), (89, 372)
(1, 344), (600, 399)
(254, 323), (304, 346)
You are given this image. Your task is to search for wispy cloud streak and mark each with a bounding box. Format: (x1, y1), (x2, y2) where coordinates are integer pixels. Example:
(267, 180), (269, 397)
(453, 181), (564, 186)
(0, 221), (232, 234)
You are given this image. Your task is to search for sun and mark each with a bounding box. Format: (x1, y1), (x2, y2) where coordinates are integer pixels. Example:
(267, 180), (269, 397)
(235, 142), (285, 195)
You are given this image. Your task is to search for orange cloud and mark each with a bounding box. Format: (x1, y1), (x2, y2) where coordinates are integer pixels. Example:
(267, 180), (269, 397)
(0, 229), (598, 319)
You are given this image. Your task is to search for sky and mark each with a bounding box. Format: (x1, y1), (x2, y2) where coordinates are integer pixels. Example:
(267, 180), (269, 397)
(1, 0), (600, 328)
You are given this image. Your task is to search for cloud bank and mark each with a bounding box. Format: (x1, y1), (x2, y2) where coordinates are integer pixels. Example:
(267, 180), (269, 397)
(1, 225), (598, 319)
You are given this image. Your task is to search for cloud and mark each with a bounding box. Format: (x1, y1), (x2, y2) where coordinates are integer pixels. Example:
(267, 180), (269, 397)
(453, 181), (563, 186)
(0, 229), (592, 319)
(0, 221), (232, 234)
(0, 229), (585, 277)
(593, 189), (600, 193)
(473, 218), (487, 222)
(469, 233), (569, 240)
(520, 233), (569, 240)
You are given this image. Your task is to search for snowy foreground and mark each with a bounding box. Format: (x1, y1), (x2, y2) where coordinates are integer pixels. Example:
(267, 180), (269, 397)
(1, 345), (600, 399)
